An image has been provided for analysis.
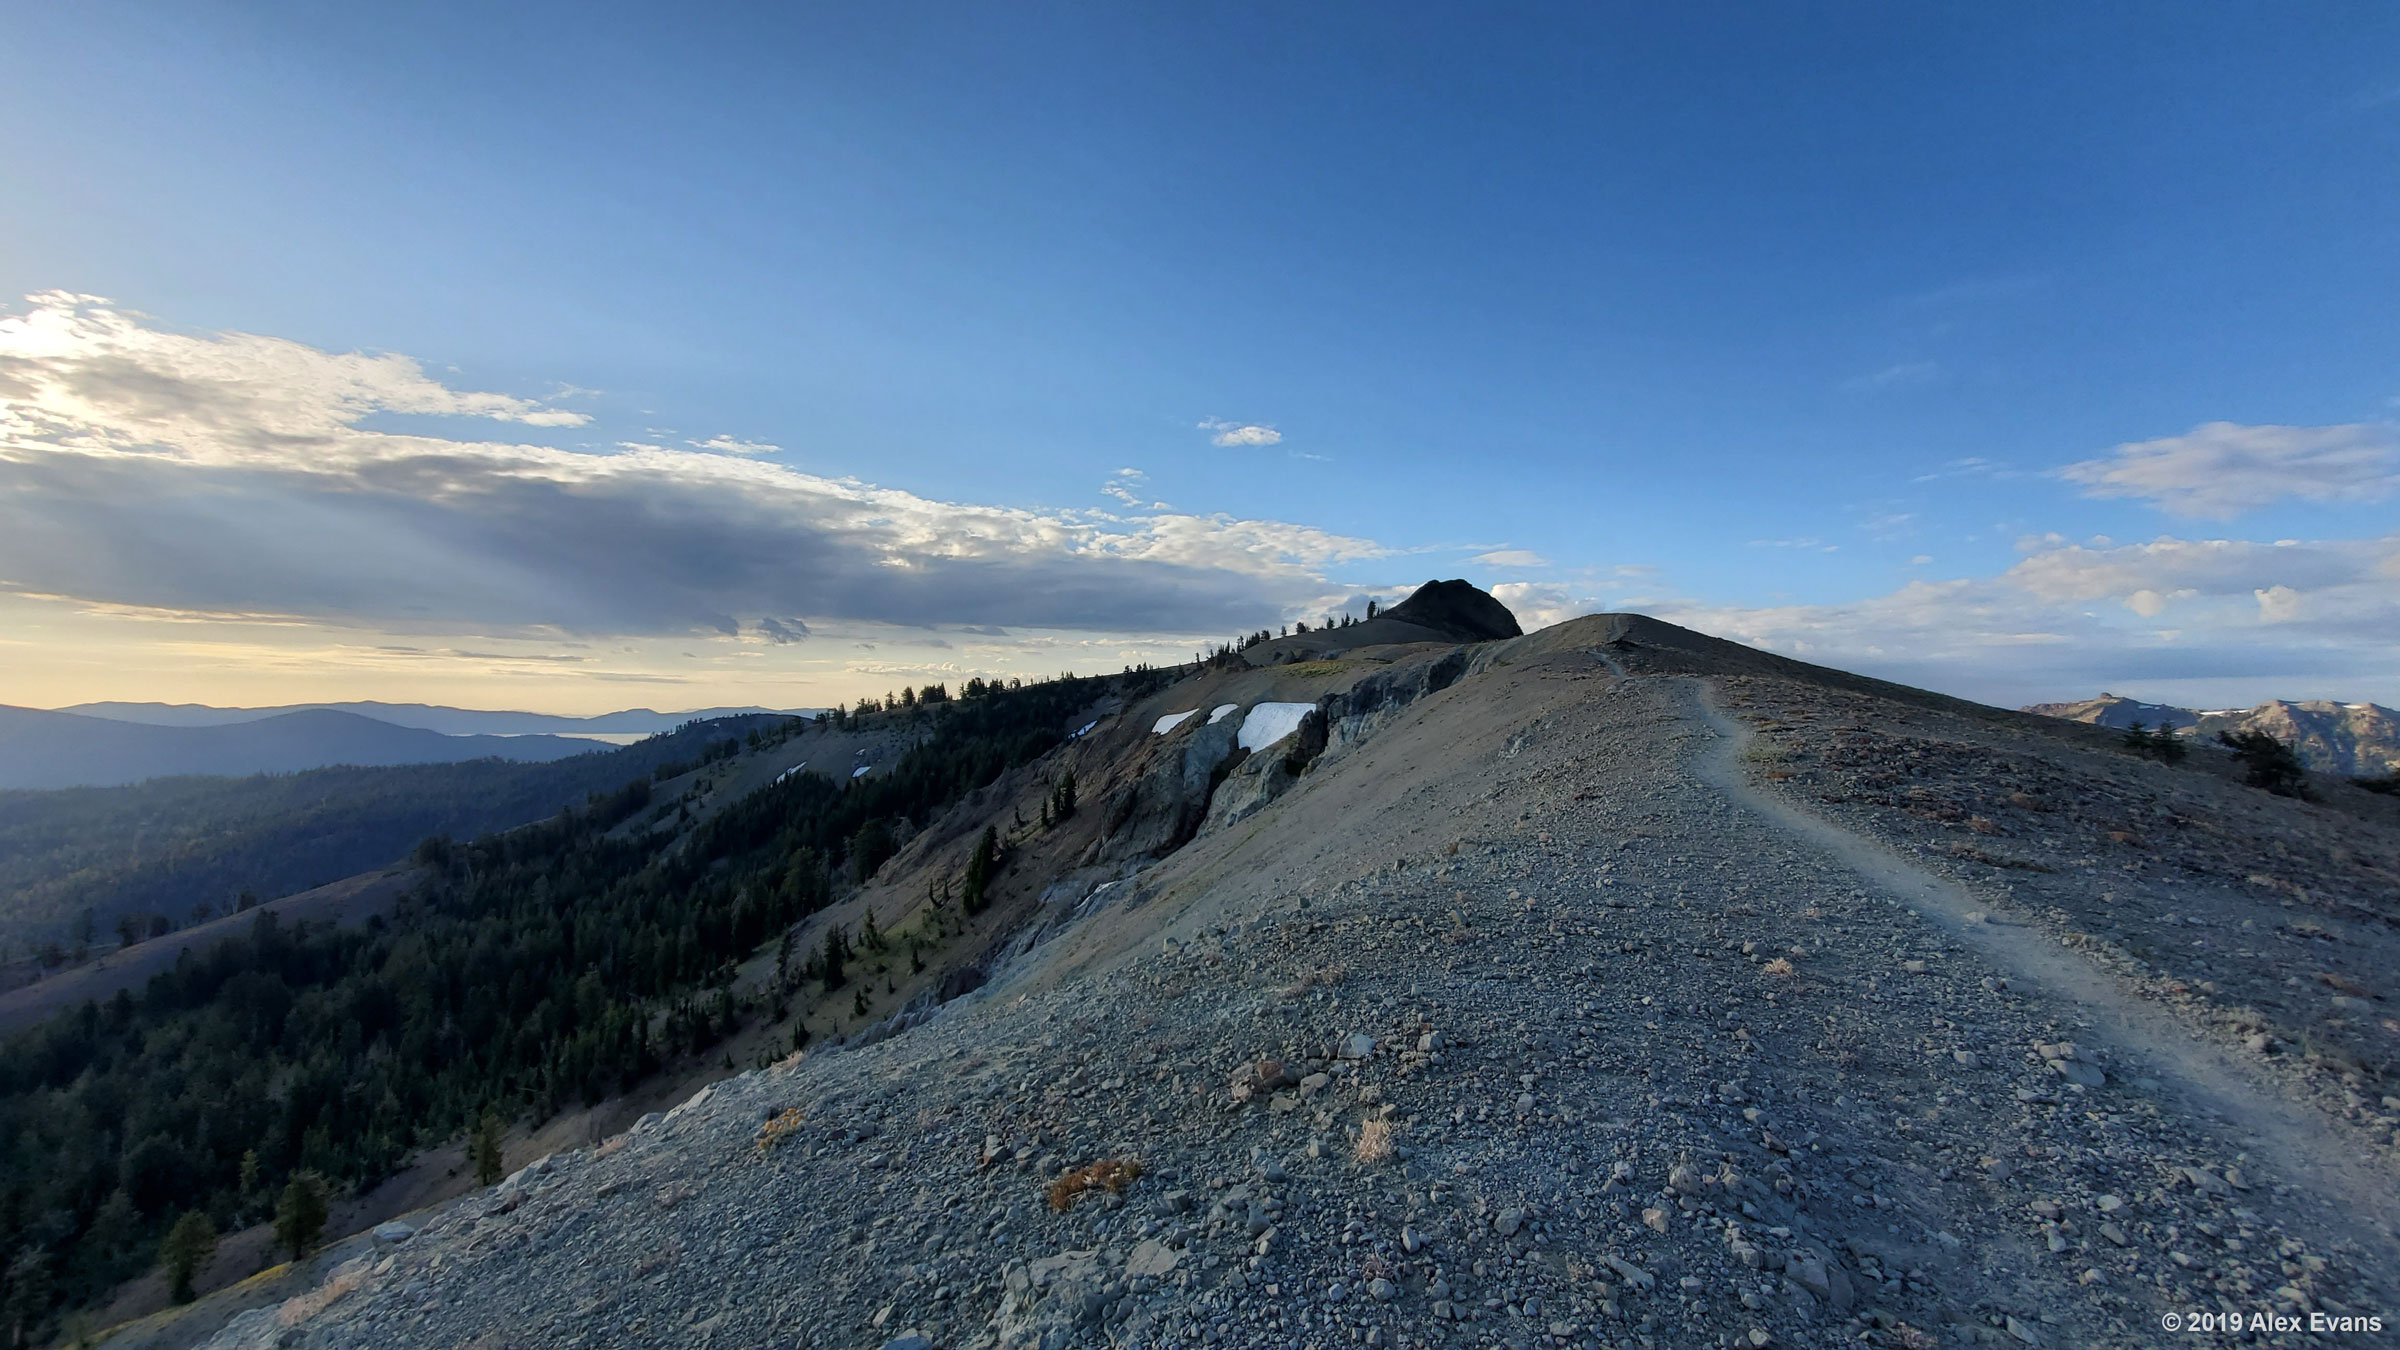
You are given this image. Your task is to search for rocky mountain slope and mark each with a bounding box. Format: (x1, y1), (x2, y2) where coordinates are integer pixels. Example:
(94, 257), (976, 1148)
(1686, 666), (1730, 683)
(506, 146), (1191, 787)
(170, 599), (2400, 1350)
(2023, 694), (2400, 779)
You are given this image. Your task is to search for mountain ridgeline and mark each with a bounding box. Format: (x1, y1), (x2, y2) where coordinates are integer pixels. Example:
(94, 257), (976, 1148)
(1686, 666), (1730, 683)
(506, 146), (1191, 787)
(2024, 692), (2400, 778)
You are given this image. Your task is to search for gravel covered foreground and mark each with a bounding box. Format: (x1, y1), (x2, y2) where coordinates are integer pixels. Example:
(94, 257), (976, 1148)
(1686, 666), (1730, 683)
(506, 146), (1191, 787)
(203, 644), (2400, 1350)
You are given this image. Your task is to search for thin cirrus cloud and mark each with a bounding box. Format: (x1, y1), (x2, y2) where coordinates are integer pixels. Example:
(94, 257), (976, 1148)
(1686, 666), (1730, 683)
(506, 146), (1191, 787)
(0, 294), (1386, 641)
(1199, 418), (1282, 447)
(2056, 420), (2400, 519)
(694, 433), (781, 455)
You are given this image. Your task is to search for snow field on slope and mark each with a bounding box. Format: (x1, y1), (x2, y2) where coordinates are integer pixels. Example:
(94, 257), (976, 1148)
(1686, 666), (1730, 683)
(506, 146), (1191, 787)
(1237, 702), (1316, 752)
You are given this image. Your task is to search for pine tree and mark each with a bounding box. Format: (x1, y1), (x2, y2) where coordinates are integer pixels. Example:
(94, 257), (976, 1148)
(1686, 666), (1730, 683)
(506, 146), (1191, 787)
(962, 826), (1000, 914)
(2218, 729), (2307, 797)
(859, 907), (884, 952)
(471, 1112), (506, 1186)
(852, 986), (870, 1016)
(160, 1210), (217, 1304)
(821, 926), (847, 989)
(273, 1173), (330, 1262)
(2149, 723), (2188, 763)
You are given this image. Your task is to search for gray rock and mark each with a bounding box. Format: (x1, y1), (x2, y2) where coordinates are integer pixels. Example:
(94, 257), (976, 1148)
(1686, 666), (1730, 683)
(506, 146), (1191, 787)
(1494, 1207), (1525, 1237)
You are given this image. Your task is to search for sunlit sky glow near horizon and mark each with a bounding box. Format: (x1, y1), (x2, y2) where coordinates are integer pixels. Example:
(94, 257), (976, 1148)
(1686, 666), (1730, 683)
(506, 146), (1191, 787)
(2, 3), (2396, 715)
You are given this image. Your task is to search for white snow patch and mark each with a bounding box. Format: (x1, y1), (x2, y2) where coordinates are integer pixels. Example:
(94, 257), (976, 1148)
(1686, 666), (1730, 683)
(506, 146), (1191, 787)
(1208, 704), (1239, 725)
(775, 762), (808, 783)
(850, 765), (872, 779)
(1238, 702), (1317, 752)
(1072, 720), (1099, 738)
(1152, 710), (1199, 735)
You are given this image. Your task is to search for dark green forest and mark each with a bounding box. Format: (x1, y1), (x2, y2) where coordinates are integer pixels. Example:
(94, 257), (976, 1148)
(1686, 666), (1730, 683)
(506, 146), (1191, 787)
(0, 669), (1171, 1338)
(0, 716), (789, 955)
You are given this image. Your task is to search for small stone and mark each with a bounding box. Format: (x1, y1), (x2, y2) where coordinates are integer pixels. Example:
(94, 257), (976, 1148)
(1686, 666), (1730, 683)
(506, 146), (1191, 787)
(2049, 1058), (2104, 1088)
(371, 1221), (416, 1244)
(2099, 1222), (2129, 1246)
(1747, 1329), (1773, 1348)
(1325, 1281), (1348, 1303)
(1341, 1033), (1377, 1059)
(1953, 1050), (1981, 1069)
(1369, 1277), (1396, 1301)
(1126, 1239), (1181, 1278)
(2006, 1313), (2042, 1345)
(881, 1335), (931, 1350)
(1401, 1225), (1426, 1254)
(1420, 1031), (1446, 1052)
(1495, 1207), (1525, 1237)
(2095, 1194), (2124, 1212)
(1641, 1207), (1669, 1234)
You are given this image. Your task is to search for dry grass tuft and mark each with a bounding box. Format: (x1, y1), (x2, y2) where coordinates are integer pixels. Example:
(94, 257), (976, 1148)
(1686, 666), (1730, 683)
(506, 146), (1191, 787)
(1047, 1157), (1143, 1211)
(1762, 957), (1796, 977)
(754, 1106), (807, 1156)
(1354, 1117), (1396, 1165)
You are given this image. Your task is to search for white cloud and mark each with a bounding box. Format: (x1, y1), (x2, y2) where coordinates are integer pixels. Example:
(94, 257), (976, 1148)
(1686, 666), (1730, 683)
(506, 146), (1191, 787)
(1469, 548), (1549, 568)
(1659, 531), (2400, 706)
(1488, 581), (1589, 630)
(2254, 585), (2304, 622)
(1199, 418), (1282, 447)
(2057, 420), (2400, 519)
(0, 294), (1387, 640)
(694, 434), (779, 455)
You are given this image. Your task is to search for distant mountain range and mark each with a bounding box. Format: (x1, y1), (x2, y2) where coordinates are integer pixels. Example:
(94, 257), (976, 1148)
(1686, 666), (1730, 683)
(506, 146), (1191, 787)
(0, 706), (613, 790)
(0, 701), (820, 790)
(2022, 693), (2400, 777)
(58, 700), (814, 737)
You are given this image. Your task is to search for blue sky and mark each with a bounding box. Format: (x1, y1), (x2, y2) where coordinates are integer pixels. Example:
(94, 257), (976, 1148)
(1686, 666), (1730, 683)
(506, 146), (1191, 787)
(2, 2), (2395, 712)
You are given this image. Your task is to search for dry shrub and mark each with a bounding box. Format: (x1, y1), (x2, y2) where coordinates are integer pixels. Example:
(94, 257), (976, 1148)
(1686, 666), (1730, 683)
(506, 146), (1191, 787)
(1762, 957), (1796, 977)
(755, 1106), (807, 1156)
(1047, 1157), (1143, 1211)
(1354, 1117), (1395, 1165)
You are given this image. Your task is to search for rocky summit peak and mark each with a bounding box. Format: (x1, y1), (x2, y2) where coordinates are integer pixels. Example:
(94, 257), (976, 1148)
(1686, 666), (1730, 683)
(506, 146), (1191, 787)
(1378, 579), (1523, 642)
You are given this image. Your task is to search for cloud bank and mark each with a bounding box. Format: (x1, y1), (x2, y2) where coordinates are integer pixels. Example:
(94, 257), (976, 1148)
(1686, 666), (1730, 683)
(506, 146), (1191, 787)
(0, 295), (1384, 641)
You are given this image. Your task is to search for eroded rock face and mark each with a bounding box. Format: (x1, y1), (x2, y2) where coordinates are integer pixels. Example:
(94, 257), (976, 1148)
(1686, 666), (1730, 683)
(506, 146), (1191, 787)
(1203, 709), (1325, 832)
(1093, 718), (1244, 864)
